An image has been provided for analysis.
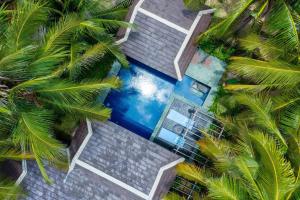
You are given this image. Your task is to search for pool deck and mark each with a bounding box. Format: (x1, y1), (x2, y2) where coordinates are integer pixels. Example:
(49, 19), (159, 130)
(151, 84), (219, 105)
(151, 49), (226, 155)
(185, 49), (226, 110)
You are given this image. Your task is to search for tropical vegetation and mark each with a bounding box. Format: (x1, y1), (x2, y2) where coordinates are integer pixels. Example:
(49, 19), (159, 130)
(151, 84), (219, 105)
(166, 111), (300, 199)
(169, 0), (300, 199)
(0, 0), (130, 194)
(0, 179), (23, 200)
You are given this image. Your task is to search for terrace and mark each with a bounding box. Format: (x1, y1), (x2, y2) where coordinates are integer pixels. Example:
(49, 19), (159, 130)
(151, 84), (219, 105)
(20, 0), (226, 199)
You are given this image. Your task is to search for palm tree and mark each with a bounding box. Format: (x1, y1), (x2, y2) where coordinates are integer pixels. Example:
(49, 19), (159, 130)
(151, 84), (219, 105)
(173, 129), (300, 199)
(194, 0), (299, 50)
(212, 93), (299, 171)
(196, 0), (299, 158)
(177, 1), (300, 199)
(0, 0), (129, 182)
(0, 179), (23, 200)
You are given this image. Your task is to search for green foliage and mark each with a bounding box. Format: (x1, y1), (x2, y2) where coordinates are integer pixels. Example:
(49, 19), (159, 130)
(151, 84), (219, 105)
(0, 0), (130, 184)
(176, 130), (300, 199)
(200, 39), (236, 61)
(177, 1), (300, 198)
(0, 179), (23, 200)
(197, 0), (255, 41)
(183, 0), (205, 11)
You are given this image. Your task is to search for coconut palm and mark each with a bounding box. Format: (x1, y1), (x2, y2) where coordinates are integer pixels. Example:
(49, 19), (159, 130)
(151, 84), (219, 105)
(211, 92), (300, 170)
(197, 0), (300, 93)
(0, 0), (129, 182)
(0, 179), (23, 200)
(174, 129), (300, 200)
(225, 34), (300, 111)
(194, 0), (299, 52)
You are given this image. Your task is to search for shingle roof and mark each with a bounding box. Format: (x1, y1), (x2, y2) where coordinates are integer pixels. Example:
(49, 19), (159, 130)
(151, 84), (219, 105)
(22, 162), (143, 200)
(118, 0), (213, 79)
(80, 121), (180, 194)
(121, 12), (186, 79)
(140, 0), (198, 29)
(21, 121), (181, 200)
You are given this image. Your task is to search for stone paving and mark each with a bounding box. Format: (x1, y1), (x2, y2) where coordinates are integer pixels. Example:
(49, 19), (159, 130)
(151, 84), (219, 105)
(186, 49), (227, 110)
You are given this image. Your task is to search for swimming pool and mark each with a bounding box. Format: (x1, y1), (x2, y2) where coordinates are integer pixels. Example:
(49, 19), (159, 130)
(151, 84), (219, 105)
(174, 76), (210, 106)
(104, 59), (176, 139)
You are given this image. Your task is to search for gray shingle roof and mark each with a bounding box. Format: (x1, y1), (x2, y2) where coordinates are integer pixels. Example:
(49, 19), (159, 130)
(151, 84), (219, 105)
(79, 121), (181, 194)
(22, 162), (143, 200)
(141, 0), (198, 29)
(121, 12), (185, 79)
(21, 121), (181, 200)
(119, 0), (212, 79)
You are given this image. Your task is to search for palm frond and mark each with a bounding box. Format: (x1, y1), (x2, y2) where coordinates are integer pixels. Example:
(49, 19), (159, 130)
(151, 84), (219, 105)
(197, 134), (234, 172)
(266, 0), (300, 54)
(79, 20), (106, 33)
(198, 0), (254, 41)
(208, 175), (249, 200)
(234, 157), (264, 199)
(279, 107), (300, 172)
(176, 163), (208, 185)
(91, 33), (129, 67)
(0, 179), (23, 200)
(250, 132), (296, 200)
(37, 77), (121, 92)
(104, 43), (129, 67)
(163, 193), (186, 200)
(42, 99), (111, 121)
(43, 14), (81, 53)
(272, 91), (300, 111)
(87, 0), (130, 19)
(0, 45), (36, 80)
(0, 105), (11, 115)
(224, 83), (281, 92)
(229, 57), (300, 89)
(235, 94), (287, 147)
(6, 1), (49, 51)
(89, 18), (132, 30)
(36, 77), (121, 104)
(253, 0), (269, 20)
(239, 33), (284, 60)
(67, 43), (108, 78)
(29, 48), (69, 77)
(0, 4), (8, 40)
(12, 110), (65, 182)
(0, 148), (34, 160)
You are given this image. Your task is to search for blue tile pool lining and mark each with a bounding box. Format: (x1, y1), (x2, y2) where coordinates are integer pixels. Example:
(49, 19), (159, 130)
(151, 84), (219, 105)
(104, 58), (176, 139)
(104, 58), (212, 139)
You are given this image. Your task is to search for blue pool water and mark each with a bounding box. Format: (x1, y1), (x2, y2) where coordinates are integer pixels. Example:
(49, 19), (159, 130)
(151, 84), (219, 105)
(174, 76), (210, 106)
(104, 59), (176, 139)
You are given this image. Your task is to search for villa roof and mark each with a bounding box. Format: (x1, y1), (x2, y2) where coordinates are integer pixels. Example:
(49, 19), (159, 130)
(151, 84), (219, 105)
(21, 121), (183, 200)
(22, 162), (143, 200)
(117, 0), (214, 80)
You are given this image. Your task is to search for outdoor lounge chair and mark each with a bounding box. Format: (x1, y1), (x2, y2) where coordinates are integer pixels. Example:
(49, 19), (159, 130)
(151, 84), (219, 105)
(167, 109), (195, 129)
(158, 128), (185, 148)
